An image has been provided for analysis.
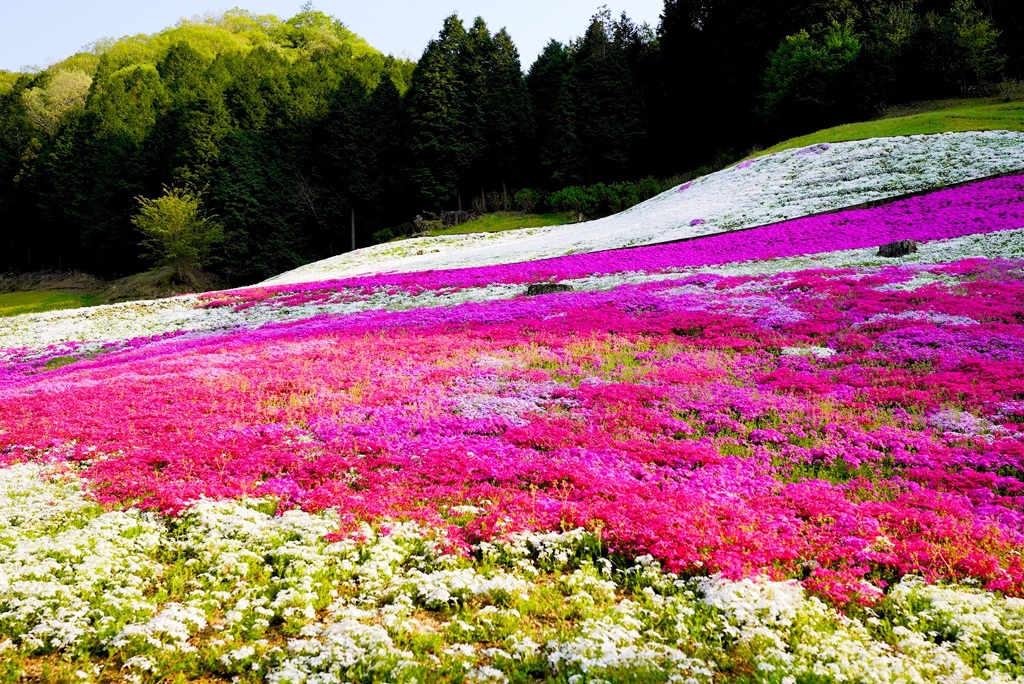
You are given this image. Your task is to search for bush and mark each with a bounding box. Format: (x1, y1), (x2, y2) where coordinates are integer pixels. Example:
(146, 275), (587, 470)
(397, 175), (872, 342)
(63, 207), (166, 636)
(548, 185), (596, 220)
(997, 79), (1022, 102)
(133, 185), (222, 281)
(486, 191), (512, 212)
(546, 177), (680, 220)
(513, 188), (542, 213)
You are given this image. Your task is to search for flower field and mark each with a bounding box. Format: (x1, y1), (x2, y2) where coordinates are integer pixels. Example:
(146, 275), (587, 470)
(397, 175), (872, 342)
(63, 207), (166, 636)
(268, 131), (1024, 283)
(3, 137), (1024, 682)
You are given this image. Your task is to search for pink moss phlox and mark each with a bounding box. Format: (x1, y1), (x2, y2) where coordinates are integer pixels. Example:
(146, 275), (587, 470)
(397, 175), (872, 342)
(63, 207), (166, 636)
(4, 258), (1024, 604)
(197, 174), (1024, 311)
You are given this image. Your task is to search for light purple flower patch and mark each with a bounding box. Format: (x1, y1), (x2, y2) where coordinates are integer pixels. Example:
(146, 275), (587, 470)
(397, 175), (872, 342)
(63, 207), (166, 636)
(796, 143), (832, 157)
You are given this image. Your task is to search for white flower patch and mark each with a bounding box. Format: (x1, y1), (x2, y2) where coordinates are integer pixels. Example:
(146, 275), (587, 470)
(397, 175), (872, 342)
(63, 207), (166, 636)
(466, 664), (510, 683)
(268, 619), (413, 683)
(859, 309), (980, 327)
(698, 575), (1024, 683)
(781, 346), (838, 359)
(447, 376), (577, 425)
(546, 601), (714, 682)
(562, 566), (619, 605)
(392, 568), (533, 609)
(891, 578), (1024, 651)
(478, 527), (597, 573)
(877, 271), (957, 292)
(110, 603), (207, 652)
(266, 131), (1024, 284)
(0, 463), (166, 654)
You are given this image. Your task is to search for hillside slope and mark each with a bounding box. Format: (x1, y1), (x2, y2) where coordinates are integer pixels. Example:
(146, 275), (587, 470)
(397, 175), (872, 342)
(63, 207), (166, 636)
(266, 130), (1024, 285)
(759, 98), (1024, 156)
(2, 124), (1024, 682)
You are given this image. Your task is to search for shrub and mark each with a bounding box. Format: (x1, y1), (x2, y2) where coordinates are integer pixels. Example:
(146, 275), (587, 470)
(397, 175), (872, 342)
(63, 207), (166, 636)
(133, 185), (222, 281)
(513, 188), (542, 214)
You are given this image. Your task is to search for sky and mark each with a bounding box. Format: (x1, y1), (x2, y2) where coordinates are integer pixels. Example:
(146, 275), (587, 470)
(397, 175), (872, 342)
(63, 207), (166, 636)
(0, 0), (666, 72)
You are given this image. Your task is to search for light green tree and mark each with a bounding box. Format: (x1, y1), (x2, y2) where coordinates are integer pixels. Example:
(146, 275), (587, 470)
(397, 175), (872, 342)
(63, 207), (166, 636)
(133, 186), (223, 280)
(22, 69), (92, 136)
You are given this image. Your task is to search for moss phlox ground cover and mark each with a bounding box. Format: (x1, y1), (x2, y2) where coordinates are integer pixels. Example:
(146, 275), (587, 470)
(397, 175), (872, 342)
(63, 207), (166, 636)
(3, 455), (1024, 681)
(204, 172), (1024, 311)
(266, 131), (1024, 283)
(3, 165), (1024, 365)
(4, 134), (1024, 682)
(5, 257), (1024, 602)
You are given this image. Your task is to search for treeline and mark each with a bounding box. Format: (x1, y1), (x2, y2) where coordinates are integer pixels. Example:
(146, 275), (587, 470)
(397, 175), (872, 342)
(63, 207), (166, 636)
(1, 1), (1022, 282)
(659, 0), (1024, 160)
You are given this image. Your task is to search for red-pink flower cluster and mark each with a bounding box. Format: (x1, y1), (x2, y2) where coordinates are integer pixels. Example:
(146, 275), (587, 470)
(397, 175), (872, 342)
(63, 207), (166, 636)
(3, 258), (1024, 605)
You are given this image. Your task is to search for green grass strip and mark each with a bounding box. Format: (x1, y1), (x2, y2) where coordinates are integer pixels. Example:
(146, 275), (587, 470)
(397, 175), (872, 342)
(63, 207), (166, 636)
(426, 211), (576, 236)
(758, 98), (1024, 156)
(0, 291), (94, 317)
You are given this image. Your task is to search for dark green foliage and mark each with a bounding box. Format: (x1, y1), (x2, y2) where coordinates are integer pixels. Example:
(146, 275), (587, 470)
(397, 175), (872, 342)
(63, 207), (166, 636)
(479, 29), (534, 190)
(566, 11), (646, 182)
(527, 41), (572, 184)
(531, 10), (653, 187)
(404, 15), (532, 210)
(763, 22), (873, 137)
(405, 15), (472, 208)
(0, 10), (416, 280)
(320, 74), (407, 254)
(546, 178), (681, 220)
(656, 0), (1015, 168)
(0, 2), (1020, 282)
(918, 0), (1005, 95)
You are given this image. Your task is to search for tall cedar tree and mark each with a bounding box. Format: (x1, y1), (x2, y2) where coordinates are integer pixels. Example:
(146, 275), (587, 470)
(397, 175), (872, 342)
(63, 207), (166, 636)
(527, 41), (571, 187)
(479, 29), (534, 194)
(406, 15), (472, 208)
(561, 10), (647, 184)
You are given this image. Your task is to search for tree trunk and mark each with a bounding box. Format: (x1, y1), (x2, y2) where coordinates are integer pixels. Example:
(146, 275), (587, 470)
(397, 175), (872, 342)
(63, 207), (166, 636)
(350, 208), (356, 252)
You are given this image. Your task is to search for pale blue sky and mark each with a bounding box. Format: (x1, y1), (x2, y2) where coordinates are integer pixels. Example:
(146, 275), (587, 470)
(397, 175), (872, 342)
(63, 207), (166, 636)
(0, 0), (666, 72)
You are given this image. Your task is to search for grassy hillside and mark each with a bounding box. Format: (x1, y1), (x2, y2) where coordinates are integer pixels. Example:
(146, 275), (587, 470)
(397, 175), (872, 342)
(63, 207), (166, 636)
(758, 98), (1024, 156)
(424, 212), (576, 237)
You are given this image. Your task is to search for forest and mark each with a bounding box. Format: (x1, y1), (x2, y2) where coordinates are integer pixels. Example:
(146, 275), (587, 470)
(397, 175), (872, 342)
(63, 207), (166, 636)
(0, 0), (1021, 283)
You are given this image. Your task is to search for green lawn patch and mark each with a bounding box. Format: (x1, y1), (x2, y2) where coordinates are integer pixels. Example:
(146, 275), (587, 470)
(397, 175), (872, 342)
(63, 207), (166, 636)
(426, 211), (575, 236)
(0, 291), (95, 317)
(756, 98), (1024, 157)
